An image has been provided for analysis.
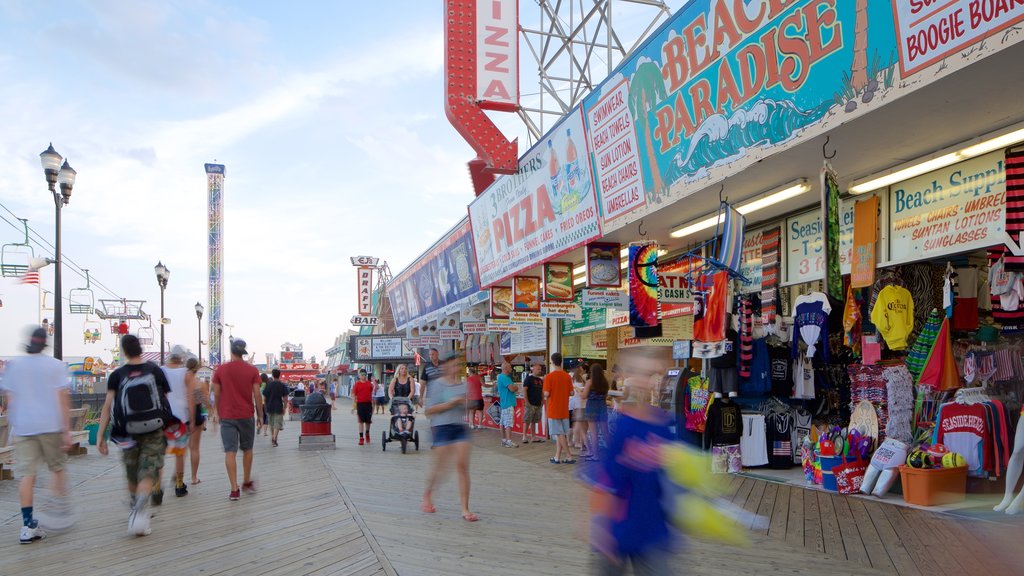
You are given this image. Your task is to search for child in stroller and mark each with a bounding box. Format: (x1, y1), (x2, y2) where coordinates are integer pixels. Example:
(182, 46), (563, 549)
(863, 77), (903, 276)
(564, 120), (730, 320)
(383, 397), (420, 452)
(394, 402), (412, 436)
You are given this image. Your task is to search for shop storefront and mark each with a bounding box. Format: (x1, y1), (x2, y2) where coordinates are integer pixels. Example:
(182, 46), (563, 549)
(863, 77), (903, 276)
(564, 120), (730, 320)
(392, 0), (1024, 508)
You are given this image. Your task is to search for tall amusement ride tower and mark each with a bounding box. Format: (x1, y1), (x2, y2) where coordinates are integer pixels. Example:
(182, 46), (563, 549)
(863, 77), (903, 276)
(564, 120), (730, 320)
(205, 163), (225, 366)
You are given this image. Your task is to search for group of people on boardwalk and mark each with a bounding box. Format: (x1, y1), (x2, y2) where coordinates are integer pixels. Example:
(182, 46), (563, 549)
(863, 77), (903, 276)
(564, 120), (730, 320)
(1, 327), (295, 540)
(3, 325), (678, 575)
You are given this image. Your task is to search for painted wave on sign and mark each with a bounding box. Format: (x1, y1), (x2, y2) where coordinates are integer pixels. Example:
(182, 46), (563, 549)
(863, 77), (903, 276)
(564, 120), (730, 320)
(667, 98), (825, 180)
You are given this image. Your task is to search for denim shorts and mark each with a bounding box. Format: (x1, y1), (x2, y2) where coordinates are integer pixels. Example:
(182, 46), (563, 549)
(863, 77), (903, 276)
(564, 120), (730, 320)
(548, 418), (570, 436)
(431, 423), (469, 447)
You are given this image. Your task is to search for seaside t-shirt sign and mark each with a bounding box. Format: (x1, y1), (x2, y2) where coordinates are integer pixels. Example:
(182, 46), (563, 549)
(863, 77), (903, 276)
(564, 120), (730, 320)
(469, 109), (602, 288)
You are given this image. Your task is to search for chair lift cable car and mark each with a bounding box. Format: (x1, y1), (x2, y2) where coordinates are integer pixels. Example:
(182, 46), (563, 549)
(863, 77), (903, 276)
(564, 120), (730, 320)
(1, 219), (35, 278)
(83, 313), (102, 344)
(68, 269), (95, 314)
(137, 316), (155, 346)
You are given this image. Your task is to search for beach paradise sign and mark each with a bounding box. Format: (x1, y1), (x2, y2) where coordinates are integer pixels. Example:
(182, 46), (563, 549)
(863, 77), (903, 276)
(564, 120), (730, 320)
(469, 109), (602, 288)
(580, 0), (1024, 232)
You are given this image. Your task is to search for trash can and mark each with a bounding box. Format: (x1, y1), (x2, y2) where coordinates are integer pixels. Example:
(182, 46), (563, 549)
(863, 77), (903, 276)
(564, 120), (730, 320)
(301, 402), (332, 436)
(86, 422), (99, 445)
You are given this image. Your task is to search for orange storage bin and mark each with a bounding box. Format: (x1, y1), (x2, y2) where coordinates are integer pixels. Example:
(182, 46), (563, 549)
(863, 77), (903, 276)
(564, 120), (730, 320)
(898, 465), (967, 506)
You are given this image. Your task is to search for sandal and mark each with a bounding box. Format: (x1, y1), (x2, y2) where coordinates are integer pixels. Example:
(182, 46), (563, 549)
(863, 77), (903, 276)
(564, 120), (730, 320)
(462, 512), (479, 522)
(561, 458), (577, 464)
(533, 439), (545, 443)
(420, 502), (436, 514)
(549, 458), (560, 464)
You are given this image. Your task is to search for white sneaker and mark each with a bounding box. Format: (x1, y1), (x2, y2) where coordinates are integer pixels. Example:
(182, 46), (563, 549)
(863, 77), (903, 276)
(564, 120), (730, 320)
(128, 509), (151, 537)
(20, 523), (45, 544)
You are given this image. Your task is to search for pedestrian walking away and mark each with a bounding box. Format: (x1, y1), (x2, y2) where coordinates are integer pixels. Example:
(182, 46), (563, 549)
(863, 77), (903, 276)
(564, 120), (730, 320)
(465, 366), (484, 429)
(212, 338), (264, 501)
(187, 357), (210, 485)
(582, 364), (610, 462)
(97, 335), (173, 537)
(352, 370), (374, 445)
(521, 361), (546, 444)
(422, 353), (477, 522)
(0, 326), (75, 544)
(257, 373), (270, 436)
(544, 353), (575, 464)
(160, 345), (196, 499)
(497, 361), (519, 448)
(262, 369), (290, 448)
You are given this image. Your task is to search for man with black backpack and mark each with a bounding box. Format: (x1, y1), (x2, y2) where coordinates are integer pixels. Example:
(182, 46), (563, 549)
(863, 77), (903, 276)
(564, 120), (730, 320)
(97, 335), (173, 537)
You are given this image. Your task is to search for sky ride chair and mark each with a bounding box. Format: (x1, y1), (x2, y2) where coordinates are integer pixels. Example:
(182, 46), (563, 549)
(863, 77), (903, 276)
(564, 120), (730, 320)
(68, 269), (95, 314)
(83, 314), (102, 345)
(1, 219), (34, 278)
(137, 317), (155, 347)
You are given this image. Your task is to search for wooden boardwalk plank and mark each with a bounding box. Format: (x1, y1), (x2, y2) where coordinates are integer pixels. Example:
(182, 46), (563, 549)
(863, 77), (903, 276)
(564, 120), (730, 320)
(804, 488), (825, 554)
(862, 500), (922, 576)
(768, 484), (790, 540)
(880, 500), (944, 576)
(786, 482), (805, 549)
(845, 498), (896, 573)
(754, 482), (778, 533)
(817, 491), (845, 558)
(832, 494), (870, 568)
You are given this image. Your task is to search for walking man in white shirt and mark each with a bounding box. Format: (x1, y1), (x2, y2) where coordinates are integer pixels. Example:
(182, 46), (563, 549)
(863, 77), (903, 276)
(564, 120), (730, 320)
(0, 327), (75, 544)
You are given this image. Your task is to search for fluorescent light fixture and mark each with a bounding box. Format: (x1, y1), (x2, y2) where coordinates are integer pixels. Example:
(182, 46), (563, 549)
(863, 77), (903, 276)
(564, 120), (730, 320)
(850, 125), (1024, 195)
(670, 179), (811, 239)
(573, 275), (586, 286)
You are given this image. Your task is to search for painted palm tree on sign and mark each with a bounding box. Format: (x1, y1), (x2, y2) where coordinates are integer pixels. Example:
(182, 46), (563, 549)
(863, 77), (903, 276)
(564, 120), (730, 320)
(850, 0), (869, 92)
(628, 61), (668, 203)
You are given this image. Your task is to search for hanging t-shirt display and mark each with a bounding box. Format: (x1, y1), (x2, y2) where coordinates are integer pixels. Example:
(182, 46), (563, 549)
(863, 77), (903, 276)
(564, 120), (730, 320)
(684, 375), (710, 433)
(705, 399), (743, 446)
(740, 338), (771, 397)
(870, 285), (915, 350)
(709, 329), (738, 395)
(740, 413), (769, 467)
(768, 344), (792, 397)
(791, 409), (813, 465)
(953, 266), (980, 330)
(791, 292), (832, 361)
(693, 271), (728, 342)
(766, 412), (794, 469)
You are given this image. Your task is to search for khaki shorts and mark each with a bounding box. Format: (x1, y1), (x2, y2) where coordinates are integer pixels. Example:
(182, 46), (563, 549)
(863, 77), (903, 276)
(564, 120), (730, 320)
(15, 433), (67, 477)
(122, 430), (167, 484)
(523, 404), (543, 425)
(269, 412), (285, 430)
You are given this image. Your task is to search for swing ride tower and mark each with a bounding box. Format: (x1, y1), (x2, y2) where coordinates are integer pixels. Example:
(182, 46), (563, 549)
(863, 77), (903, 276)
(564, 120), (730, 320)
(205, 163), (225, 367)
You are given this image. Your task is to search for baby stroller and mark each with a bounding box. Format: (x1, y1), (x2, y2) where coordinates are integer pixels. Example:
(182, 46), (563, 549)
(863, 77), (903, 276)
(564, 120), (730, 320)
(382, 397), (420, 453)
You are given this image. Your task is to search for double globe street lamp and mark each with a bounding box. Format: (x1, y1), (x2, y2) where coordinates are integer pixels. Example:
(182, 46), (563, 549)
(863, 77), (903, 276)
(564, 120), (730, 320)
(154, 261), (170, 364)
(39, 144), (77, 361)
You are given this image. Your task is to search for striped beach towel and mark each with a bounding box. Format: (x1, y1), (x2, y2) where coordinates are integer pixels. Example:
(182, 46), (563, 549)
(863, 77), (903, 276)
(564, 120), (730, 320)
(718, 203), (745, 273)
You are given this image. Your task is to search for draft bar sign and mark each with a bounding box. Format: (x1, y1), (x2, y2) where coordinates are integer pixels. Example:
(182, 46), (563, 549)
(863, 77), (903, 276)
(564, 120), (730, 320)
(469, 109), (602, 288)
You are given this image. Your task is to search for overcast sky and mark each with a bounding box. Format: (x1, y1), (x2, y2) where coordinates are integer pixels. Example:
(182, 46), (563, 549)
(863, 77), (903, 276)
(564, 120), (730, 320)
(0, 0), (678, 363)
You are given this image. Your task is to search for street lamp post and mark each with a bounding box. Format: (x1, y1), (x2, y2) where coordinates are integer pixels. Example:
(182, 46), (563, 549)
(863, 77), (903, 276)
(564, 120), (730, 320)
(39, 144), (77, 361)
(154, 261), (170, 364)
(195, 302), (204, 364)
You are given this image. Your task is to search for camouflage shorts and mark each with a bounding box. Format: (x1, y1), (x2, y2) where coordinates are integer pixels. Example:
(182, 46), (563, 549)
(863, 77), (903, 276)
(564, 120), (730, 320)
(122, 430), (167, 484)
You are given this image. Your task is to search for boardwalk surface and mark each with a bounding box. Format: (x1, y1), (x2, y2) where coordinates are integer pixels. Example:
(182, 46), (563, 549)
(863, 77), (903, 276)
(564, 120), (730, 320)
(1, 399), (1021, 575)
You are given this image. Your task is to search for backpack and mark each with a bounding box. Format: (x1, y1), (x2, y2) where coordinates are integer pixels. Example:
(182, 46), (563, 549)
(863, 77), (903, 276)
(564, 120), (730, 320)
(115, 366), (170, 434)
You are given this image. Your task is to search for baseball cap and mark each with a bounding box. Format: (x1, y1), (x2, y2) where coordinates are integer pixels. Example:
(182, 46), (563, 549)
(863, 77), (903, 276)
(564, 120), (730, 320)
(170, 344), (188, 360)
(26, 326), (48, 354)
(230, 339), (248, 356)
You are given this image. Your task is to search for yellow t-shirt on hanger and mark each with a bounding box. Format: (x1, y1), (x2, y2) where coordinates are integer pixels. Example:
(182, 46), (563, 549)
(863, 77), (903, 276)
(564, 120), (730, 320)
(869, 285), (915, 350)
